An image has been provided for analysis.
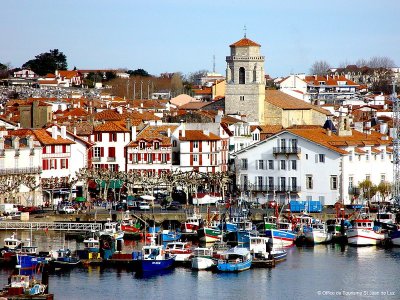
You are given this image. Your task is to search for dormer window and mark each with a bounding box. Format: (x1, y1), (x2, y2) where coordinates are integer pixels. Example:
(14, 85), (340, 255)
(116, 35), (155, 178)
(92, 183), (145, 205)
(154, 142), (160, 150)
(139, 141), (146, 150)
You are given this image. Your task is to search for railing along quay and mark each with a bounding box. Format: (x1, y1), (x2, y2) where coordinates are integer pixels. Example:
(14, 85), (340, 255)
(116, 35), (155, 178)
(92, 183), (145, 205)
(0, 221), (102, 231)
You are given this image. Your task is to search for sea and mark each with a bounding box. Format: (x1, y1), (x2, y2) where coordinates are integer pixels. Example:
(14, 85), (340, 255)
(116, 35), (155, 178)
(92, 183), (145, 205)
(0, 231), (399, 300)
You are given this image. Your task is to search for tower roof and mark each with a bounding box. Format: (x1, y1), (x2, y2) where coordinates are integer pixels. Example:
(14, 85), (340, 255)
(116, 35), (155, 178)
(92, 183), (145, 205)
(230, 37), (260, 47)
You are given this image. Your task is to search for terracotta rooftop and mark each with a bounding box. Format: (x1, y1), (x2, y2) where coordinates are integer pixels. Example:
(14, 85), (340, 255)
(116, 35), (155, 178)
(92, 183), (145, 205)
(179, 130), (220, 141)
(94, 121), (129, 132)
(266, 90), (331, 115)
(127, 125), (178, 147)
(179, 102), (210, 110)
(230, 37), (260, 47)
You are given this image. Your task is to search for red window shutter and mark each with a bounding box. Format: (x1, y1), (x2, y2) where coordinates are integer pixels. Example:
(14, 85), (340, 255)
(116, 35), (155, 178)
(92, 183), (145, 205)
(42, 160), (46, 170)
(54, 160), (57, 169)
(129, 154), (133, 161)
(43, 147), (47, 154)
(94, 134), (97, 142)
(167, 153), (170, 161)
(51, 145), (55, 153)
(158, 154), (161, 161)
(109, 133), (112, 142)
(62, 145), (66, 153)
(199, 142), (202, 152)
(152, 154), (156, 161)
(115, 164), (119, 171)
(190, 154), (193, 165)
(144, 153), (147, 161)
(138, 153), (141, 161)
(100, 147), (104, 157)
(199, 154), (202, 166)
(109, 147), (115, 157)
(66, 159), (69, 169)
(190, 141), (193, 152)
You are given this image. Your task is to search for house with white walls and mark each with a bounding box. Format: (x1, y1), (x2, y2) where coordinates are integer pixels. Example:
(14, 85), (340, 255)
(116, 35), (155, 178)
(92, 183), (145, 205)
(233, 118), (392, 206)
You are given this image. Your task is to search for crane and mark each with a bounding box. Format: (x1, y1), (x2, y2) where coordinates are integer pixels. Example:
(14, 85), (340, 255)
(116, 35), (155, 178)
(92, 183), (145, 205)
(392, 81), (400, 206)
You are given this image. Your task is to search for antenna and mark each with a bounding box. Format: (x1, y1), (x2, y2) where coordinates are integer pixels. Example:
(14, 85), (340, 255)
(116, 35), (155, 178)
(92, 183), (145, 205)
(392, 80), (400, 205)
(213, 55), (216, 73)
(243, 25), (247, 38)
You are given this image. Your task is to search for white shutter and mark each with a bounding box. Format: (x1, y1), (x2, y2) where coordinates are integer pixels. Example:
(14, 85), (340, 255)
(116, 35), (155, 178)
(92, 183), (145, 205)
(255, 161), (258, 170)
(315, 154), (318, 163)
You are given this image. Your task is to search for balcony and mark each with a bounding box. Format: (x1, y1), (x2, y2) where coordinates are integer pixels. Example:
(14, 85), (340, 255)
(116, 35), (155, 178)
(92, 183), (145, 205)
(107, 157), (116, 162)
(348, 187), (360, 195)
(240, 185), (301, 192)
(273, 147), (301, 155)
(92, 157), (101, 162)
(0, 167), (42, 175)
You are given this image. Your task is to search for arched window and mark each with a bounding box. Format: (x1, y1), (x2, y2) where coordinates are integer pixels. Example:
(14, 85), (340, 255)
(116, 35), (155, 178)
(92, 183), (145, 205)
(253, 65), (257, 82)
(239, 67), (245, 84)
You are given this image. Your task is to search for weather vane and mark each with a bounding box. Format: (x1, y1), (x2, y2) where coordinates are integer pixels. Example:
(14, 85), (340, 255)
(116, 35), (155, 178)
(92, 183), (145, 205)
(244, 25), (247, 38)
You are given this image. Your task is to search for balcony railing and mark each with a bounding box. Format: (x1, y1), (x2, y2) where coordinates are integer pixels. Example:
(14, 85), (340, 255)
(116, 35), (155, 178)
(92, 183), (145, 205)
(240, 185), (301, 192)
(348, 187), (360, 195)
(107, 157), (116, 162)
(92, 157), (101, 162)
(0, 167), (42, 175)
(273, 147), (301, 154)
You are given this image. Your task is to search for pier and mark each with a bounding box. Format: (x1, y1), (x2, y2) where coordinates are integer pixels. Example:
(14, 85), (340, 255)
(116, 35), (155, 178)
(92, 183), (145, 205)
(0, 221), (103, 232)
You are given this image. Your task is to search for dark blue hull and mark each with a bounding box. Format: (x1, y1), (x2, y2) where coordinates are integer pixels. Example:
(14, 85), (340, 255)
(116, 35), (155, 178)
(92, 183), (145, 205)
(140, 257), (175, 272)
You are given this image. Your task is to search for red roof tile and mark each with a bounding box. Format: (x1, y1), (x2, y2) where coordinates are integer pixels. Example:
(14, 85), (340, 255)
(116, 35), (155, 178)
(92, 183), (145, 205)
(230, 38), (260, 47)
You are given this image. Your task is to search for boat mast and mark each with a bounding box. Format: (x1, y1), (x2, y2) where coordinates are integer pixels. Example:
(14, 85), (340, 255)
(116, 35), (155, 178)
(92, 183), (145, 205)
(392, 81), (400, 206)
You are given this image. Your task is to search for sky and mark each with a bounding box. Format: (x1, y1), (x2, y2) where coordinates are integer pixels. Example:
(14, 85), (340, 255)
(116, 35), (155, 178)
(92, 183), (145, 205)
(1, 0), (400, 78)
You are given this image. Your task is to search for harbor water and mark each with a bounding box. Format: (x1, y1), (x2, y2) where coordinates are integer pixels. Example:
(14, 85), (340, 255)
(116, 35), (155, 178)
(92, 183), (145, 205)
(0, 231), (399, 299)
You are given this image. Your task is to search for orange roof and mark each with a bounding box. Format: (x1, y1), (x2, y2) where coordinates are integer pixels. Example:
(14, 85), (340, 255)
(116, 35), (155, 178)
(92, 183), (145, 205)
(127, 125), (178, 147)
(285, 126), (392, 155)
(304, 75), (359, 86)
(58, 70), (80, 79)
(31, 129), (74, 146)
(266, 90), (331, 115)
(38, 80), (58, 85)
(179, 130), (220, 141)
(230, 37), (260, 47)
(94, 121), (129, 132)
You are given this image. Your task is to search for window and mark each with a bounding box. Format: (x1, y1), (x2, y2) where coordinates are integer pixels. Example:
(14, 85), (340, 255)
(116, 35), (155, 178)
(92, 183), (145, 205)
(268, 177), (274, 189)
(109, 133), (117, 142)
(193, 141), (199, 148)
(96, 133), (102, 142)
(366, 174), (370, 181)
(239, 67), (245, 84)
(381, 174), (386, 182)
(306, 175), (313, 189)
(193, 154), (198, 162)
(280, 177), (286, 190)
(291, 177), (297, 190)
(241, 158), (248, 170)
(280, 160), (286, 170)
(291, 139), (298, 149)
(139, 142), (146, 150)
(291, 160), (297, 170)
(154, 142), (160, 150)
(257, 176), (263, 188)
(161, 153), (167, 163)
(61, 159), (67, 169)
(319, 154), (325, 163)
(331, 176), (338, 190)
(280, 139), (286, 149)
(349, 154), (353, 162)
(381, 153), (385, 160)
(258, 160), (264, 170)
(366, 151), (370, 161)
(50, 159), (56, 169)
(268, 160), (274, 170)
(93, 147), (101, 157)
(305, 154), (309, 160)
(148, 154), (153, 163)
(349, 176), (353, 189)
(240, 96), (245, 101)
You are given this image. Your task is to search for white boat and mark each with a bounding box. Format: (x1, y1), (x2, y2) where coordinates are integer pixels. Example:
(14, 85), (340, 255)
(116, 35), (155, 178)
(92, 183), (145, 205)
(18, 239), (38, 255)
(304, 222), (333, 244)
(347, 219), (386, 246)
(165, 241), (193, 262)
(182, 211), (203, 233)
(83, 232), (100, 253)
(191, 247), (215, 270)
(100, 219), (124, 240)
(4, 233), (22, 250)
(249, 236), (287, 262)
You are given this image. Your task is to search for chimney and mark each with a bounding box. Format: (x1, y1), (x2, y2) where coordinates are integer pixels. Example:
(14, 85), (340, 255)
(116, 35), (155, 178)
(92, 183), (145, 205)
(131, 125), (137, 142)
(380, 123), (388, 135)
(126, 118), (131, 130)
(51, 125), (58, 139)
(326, 129), (332, 136)
(117, 106), (122, 114)
(167, 128), (171, 137)
(13, 136), (20, 149)
(73, 125), (77, 136)
(61, 126), (67, 139)
(28, 135), (34, 149)
(181, 123), (186, 138)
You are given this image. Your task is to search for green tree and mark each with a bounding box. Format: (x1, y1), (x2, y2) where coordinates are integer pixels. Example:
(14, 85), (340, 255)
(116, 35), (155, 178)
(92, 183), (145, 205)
(105, 71), (116, 81)
(377, 181), (392, 202)
(128, 68), (150, 77)
(0, 62), (7, 70)
(358, 179), (378, 202)
(22, 49), (67, 76)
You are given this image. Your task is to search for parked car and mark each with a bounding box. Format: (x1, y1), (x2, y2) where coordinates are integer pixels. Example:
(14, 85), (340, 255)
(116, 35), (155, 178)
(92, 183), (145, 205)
(139, 202), (150, 210)
(166, 201), (182, 211)
(59, 206), (76, 214)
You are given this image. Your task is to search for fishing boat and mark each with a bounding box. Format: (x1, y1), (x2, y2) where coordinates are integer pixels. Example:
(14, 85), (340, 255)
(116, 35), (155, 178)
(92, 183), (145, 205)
(216, 247), (252, 272)
(100, 219), (124, 240)
(49, 248), (81, 268)
(304, 222), (333, 244)
(16, 254), (46, 273)
(161, 230), (182, 243)
(182, 210), (203, 233)
(249, 236), (287, 262)
(263, 216), (296, 248)
(191, 247), (215, 270)
(4, 233), (22, 250)
(197, 226), (222, 243)
(347, 219), (386, 246)
(165, 241), (193, 262)
(18, 238), (38, 255)
(389, 229), (400, 246)
(139, 236), (176, 272)
(1, 274), (47, 297)
(83, 232), (100, 253)
(120, 211), (142, 238)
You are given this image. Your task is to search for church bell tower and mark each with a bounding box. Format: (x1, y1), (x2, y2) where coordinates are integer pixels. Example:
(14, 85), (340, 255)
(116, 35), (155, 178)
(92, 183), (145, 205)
(225, 36), (265, 124)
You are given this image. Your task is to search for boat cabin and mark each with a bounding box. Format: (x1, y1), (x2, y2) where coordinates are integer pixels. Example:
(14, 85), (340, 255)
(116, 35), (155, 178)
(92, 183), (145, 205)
(311, 223), (326, 231)
(4, 234), (22, 250)
(166, 242), (191, 252)
(353, 220), (374, 229)
(84, 238), (100, 249)
(376, 212), (396, 224)
(193, 247), (213, 257)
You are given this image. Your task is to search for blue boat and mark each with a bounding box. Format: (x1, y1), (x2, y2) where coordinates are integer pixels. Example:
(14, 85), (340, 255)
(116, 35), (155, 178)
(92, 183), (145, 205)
(16, 255), (46, 275)
(216, 247), (252, 272)
(50, 248), (80, 268)
(161, 230), (182, 243)
(139, 237), (176, 272)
